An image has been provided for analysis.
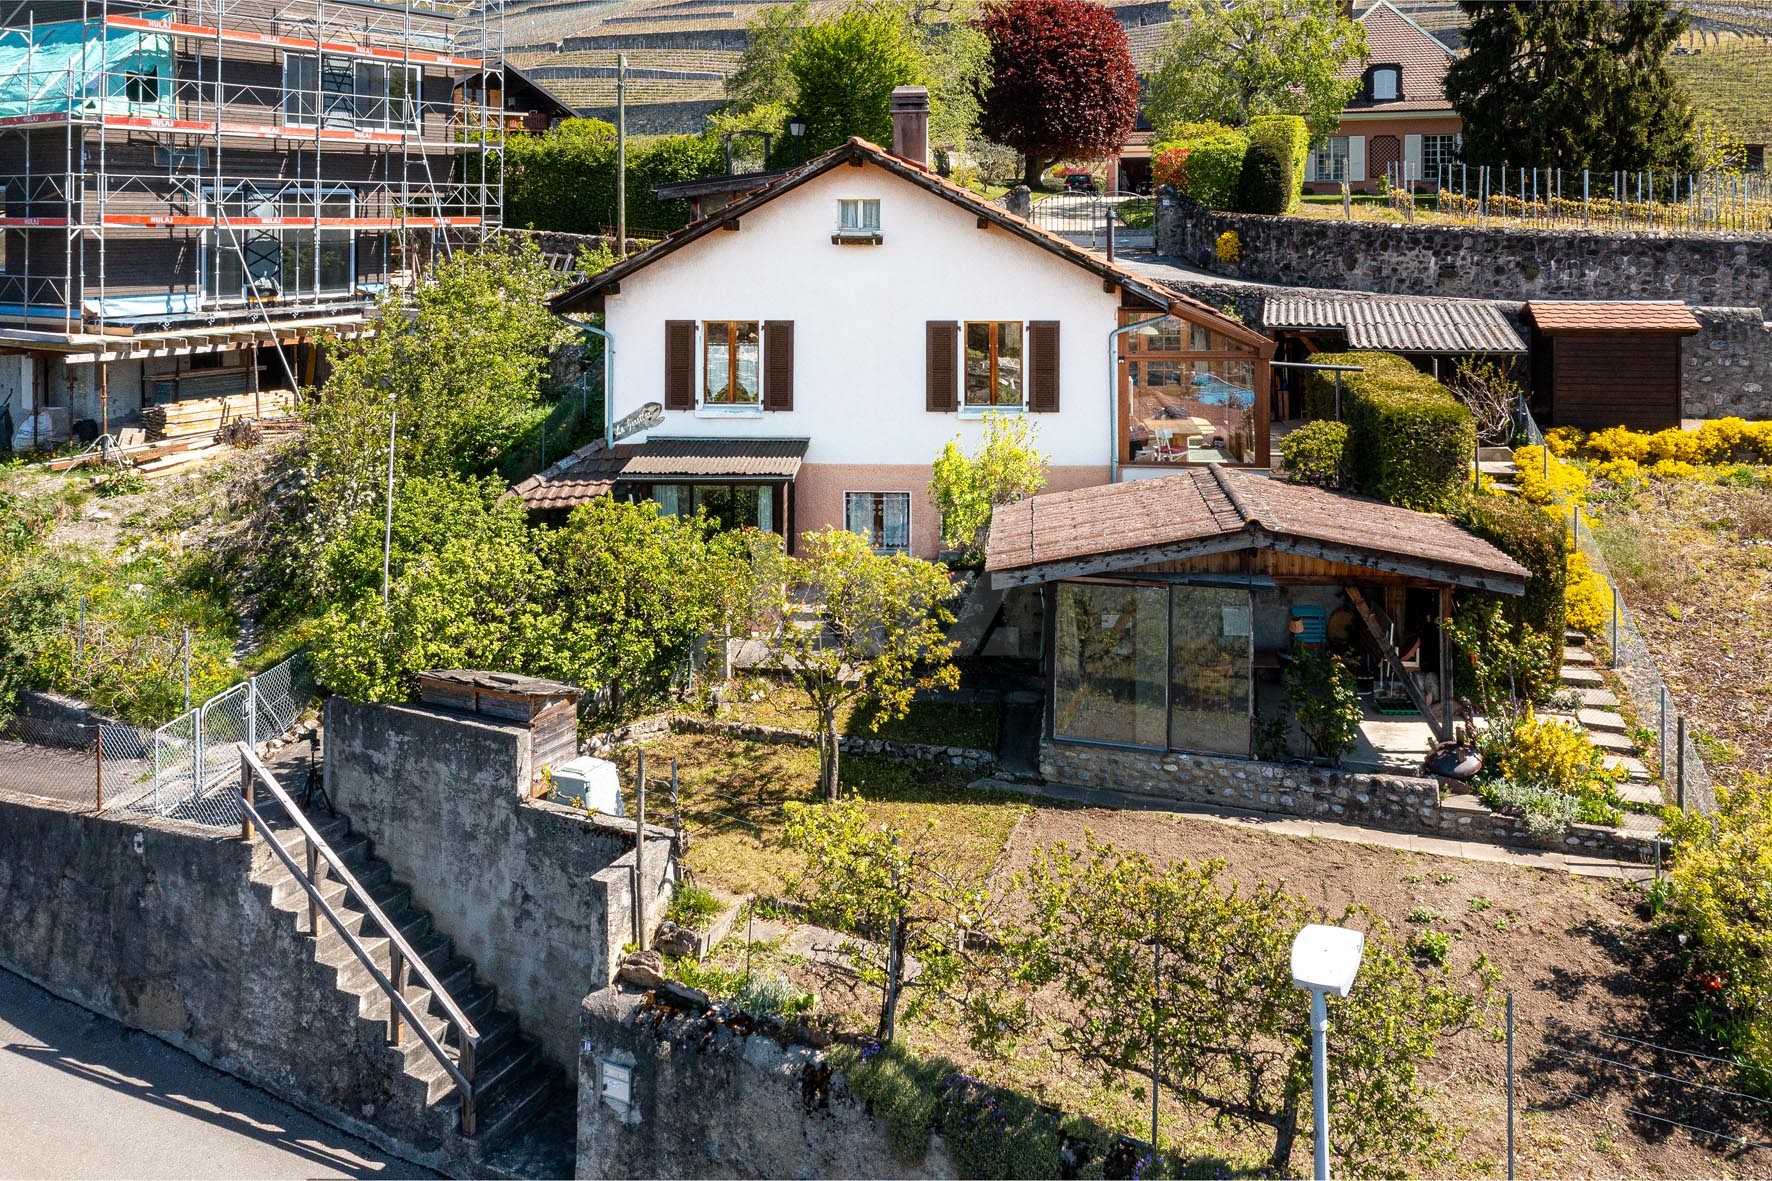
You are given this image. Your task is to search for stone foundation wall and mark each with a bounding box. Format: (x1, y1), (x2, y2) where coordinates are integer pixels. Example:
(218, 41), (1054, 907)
(1156, 191), (1772, 307)
(1039, 740), (1658, 862)
(1683, 306), (1772, 419)
(582, 713), (998, 776)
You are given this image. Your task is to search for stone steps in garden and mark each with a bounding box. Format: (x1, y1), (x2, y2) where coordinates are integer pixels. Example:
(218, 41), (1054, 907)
(1578, 708), (1629, 734)
(1618, 782), (1665, 808)
(1588, 730), (1638, 754)
(1563, 646), (1596, 667)
(1578, 687), (1621, 709)
(1605, 754), (1653, 782)
(1561, 666), (1605, 688)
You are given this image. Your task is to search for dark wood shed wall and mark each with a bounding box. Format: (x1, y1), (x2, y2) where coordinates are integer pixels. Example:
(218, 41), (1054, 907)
(1541, 333), (1683, 432)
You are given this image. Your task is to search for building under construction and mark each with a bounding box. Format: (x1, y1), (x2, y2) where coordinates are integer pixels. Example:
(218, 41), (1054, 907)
(0, 0), (504, 444)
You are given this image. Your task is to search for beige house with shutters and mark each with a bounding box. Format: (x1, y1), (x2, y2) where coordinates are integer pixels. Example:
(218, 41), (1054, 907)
(1303, 0), (1462, 194)
(534, 93), (1272, 560)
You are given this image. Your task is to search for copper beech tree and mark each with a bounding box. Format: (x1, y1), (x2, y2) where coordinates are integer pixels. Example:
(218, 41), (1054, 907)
(976, 0), (1139, 189)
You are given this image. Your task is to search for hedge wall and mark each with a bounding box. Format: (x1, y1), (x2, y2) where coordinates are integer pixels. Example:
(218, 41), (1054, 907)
(1152, 121), (1249, 211)
(1234, 139), (1291, 215)
(1303, 351), (1475, 511)
(502, 118), (725, 236)
(1455, 494), (1568, 643)
(1245, 114), (1308, 212)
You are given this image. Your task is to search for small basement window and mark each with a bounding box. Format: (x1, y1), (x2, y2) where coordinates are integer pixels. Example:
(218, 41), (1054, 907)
(834, 198), (882, 243)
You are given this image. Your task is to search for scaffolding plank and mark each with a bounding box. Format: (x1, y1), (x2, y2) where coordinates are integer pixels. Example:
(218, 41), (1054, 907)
(103, 15), (486, 69)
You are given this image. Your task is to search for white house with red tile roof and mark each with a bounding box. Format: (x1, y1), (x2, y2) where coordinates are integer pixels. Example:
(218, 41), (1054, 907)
(536, 89), (1274, 560)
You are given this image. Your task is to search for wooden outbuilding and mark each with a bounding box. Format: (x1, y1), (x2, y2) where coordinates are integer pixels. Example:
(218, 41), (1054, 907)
(1525, 301), (1701, 431)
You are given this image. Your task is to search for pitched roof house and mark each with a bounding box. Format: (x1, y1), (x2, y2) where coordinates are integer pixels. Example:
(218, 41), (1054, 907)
(1303, 0), (1461, 193)
(538, 89), (1274, 559)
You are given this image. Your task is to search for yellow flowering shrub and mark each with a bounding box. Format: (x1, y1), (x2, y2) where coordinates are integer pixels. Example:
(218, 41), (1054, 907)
(1649, 459), (1700, 480)
(1588, 457), (1646, 486)
(1645, 427), (1705, 464)
(1491, 709), (1625, 824)
(1544, 426), (1585, 457)
(1514, 445), (1590, 507)
(1584, 426), (1652, 463)
(1564, 549), (1610, 635)
(1215, 229), (1242, 264)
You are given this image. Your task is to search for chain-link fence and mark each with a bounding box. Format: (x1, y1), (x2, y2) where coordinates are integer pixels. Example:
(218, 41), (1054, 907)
(92, 651), (317, 828)
(0, 710), (155, 812)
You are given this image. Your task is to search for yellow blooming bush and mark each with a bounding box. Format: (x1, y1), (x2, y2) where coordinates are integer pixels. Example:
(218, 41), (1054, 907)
(1491, 708), (1626, 825)
(1584, 426), (1652, 463)
(1544, 426), (1585, 457)
(1214, 229), (1242, 264)
(1564, 549), (1610, 635)
(1588, 457), (1646, 486)
(1544, 418), (1772, 468)
(1514, 445), (1590, 507)
(1649, 459), (1700, 480)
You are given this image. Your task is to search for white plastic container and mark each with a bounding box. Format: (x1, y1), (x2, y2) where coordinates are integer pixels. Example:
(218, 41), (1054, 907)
(550, 755), (624, 817)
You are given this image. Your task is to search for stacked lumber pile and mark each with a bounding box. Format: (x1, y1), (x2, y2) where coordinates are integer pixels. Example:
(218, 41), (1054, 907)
(141, 390), (299, 441)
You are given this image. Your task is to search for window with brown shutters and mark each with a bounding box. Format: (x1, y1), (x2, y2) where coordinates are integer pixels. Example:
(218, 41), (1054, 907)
(926, 321), (957, 412)
(763, 320), (794, 411)
(664, 320), (695, 410)
(1028, 321), (1060, 412)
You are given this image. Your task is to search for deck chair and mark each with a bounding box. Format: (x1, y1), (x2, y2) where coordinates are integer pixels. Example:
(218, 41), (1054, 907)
(1289, 605), (1328, 646)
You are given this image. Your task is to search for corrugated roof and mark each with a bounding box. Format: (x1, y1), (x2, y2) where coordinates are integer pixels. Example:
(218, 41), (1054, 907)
(618, 437), (808, 479)
(1524, 301), (1702, 334)
(1343, 0), (1456, 112)
(1263, 294), (1525, 353)
(984, 467), (1530, 592)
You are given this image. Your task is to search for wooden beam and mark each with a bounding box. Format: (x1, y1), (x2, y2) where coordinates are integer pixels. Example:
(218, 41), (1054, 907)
(1347, 587), (1451, 744)
(720, 219), (740, 231)
(1249, 531), (1527, 597)
(1438, 586), (1455, 737)
(977, 215), (989, 229)
(988, 532), (1257, 589)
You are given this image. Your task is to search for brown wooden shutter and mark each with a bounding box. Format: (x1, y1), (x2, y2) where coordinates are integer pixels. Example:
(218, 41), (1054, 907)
(926, 321), (957, 412)
(664, 320), (696, 410)
(763, 320), (794, 411)
(1028, 321), (1060, 413)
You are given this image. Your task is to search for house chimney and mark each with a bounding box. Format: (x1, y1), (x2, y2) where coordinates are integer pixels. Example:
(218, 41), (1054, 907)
(890, 85), (930, 169)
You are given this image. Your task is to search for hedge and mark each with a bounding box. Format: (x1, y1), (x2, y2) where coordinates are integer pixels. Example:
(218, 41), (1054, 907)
(1234, 138), (1291, 214)
(1303, 351), (1475, 511)
(502, 118), (725, 236)
(1279, 419), (1348, 488)
(1152, 120), (1249, 211)
(1453, 494), (1568, 702)
(1245, 114), (1308, 212)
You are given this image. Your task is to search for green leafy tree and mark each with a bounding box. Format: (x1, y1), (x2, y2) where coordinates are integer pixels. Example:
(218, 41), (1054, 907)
(1146, 0), (1366, 145)
(305, 241), (568, 536)
(1444, 597), (1556, 750)
(1282, 642), (1361, 764)
(308, 478), (554, 702)
(1445, 0), (1697, 171)
(726, 0), (809, 112)
(787, 3), (929, 156)
(783, 794), (1007, 1043)
(769, 528), (959, 799)
(702, 528), (795, 680)
(542, 497), (719, 719)
(1007, 838), (1499, 1176)
(928, 411), (1049, 560)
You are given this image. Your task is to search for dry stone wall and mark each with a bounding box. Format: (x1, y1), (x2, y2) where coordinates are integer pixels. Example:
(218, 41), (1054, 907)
(1684, 306), (1772, 418)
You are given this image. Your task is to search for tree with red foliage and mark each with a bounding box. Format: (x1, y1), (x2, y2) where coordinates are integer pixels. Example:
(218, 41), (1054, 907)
(977, 0), (1139, 189)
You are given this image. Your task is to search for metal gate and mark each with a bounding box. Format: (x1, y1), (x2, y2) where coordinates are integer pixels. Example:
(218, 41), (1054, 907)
(1026, 191), (1155, 253)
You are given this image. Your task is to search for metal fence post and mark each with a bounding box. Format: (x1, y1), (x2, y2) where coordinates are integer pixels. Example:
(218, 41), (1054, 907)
(94, 730), (104, 813)
(1505, 993), (1515, 1181)
(193, 700), (205, 810)
(1659, 686), (1667, 773)
(1676, 716), (1687, 810)
(239, 746), (255, 842)
(1611, 585), (1620, 666)
(247, 675), (258, 750)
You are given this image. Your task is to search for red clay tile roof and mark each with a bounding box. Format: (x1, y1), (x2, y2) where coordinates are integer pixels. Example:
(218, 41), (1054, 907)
(550, 137), (1273, 354)
(984, 466), (1530, 592)
(1524, 301), (1702, 334)
(511, 440), (635, 511)
(1343, 0), (1456, 113)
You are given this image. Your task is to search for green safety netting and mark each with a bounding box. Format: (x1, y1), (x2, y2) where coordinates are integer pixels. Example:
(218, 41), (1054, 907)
(0, 15), (174, 120)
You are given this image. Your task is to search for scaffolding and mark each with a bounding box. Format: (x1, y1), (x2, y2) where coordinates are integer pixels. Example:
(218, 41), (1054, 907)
(0, 0), (504, 363)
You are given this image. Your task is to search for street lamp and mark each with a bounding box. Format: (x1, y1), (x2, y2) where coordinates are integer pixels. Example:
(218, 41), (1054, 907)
(1290, 923), (1365, 1181)
(787, 113), (807, 139)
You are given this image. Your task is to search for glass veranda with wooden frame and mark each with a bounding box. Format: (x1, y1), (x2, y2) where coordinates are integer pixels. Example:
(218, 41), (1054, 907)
(1118, 309), (1271, 468)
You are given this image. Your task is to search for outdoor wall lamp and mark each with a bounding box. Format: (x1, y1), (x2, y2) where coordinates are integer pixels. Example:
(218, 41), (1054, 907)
(1290, 923), (1366, 1181)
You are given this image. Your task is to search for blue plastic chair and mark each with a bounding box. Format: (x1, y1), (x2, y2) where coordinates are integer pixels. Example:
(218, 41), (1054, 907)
(1290, 605), (1328, 645)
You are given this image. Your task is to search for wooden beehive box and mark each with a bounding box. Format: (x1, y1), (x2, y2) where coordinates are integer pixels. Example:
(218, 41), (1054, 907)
(416, 670), (582, 795)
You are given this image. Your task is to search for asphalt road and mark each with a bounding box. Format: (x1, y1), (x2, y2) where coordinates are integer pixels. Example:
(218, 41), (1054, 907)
(0, 968), (434, 1180)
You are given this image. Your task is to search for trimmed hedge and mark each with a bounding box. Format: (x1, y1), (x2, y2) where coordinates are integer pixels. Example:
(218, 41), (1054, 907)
(1153, 120), (1249, 211)
(1246, 114), (1308, 212)
(1234, 138), (1291, 214)
(1455, 494), (1569, 644)
(1279, 419), (1349, 488)
(1303, 351), (1476, 511)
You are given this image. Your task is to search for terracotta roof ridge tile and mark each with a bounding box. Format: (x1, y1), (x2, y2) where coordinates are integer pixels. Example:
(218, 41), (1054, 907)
(1210, 465), (1276, 532)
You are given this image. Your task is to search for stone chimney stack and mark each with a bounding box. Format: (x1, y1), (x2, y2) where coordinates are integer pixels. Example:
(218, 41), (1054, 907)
(890, 85), (930, 169)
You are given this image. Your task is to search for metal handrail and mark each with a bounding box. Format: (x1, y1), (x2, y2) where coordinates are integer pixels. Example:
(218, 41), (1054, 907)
(234, 743), (481, 1134)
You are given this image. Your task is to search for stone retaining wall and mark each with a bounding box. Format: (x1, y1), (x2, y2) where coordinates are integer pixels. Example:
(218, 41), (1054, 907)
(1040, 740), (1658, 862)
(1683, 306), (1772, 419)
(1156, 191), (1772, 307)
(582, 713), (998, 776)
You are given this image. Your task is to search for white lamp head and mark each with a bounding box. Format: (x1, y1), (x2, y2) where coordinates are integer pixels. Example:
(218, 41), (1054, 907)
(1290, 923), (1365, 998)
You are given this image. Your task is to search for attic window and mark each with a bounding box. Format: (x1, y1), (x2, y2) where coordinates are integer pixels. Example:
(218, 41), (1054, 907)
(1371, 66), (1400, 101)
(126, 67), (160, 103)
(834, 198), (882, 243)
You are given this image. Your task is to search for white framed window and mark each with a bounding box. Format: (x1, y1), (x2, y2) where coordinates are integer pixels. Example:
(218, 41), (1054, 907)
(1371, 66), (1400, 102)
(199, 182), (357, 304)
(845, 491), (911, 554)
(836, 198), (881, 235)
(1309, 137), (1351, 183)
(283, 52), (421, 130)
(1422, 134), (1459, 178)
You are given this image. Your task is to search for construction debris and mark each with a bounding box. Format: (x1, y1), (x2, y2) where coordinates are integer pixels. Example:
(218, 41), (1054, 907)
(141, 390), (299, 441)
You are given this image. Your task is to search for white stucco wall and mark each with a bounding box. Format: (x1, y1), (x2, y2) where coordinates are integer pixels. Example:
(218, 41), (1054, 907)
(601, 160), (1127, 470)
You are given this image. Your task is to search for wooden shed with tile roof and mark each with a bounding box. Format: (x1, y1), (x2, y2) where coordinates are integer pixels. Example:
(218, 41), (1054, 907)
(1524, 301), (1701, 431)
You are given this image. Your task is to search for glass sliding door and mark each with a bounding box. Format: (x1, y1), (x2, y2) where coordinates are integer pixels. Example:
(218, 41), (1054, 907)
(1053, 582), (1168, 748)
(1169, 586), (1252, 756)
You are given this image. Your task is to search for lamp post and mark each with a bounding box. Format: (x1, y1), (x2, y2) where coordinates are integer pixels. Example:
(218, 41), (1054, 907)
(1290, 923), (1365, 1181)
(787, 113), (807, 162)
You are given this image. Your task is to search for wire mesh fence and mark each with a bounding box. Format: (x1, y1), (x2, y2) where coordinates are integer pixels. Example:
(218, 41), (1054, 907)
(0, 650), (324, 828)
(1421, 164), (1772, 233)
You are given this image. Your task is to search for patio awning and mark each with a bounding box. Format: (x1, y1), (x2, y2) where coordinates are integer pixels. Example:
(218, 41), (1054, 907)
(985, 466), (1530, 595)
(1264, 294), (1526, 354)
(512, 436), (809, 512)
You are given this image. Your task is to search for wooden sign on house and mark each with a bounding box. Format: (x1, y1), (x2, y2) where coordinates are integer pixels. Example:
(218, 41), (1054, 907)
(416, 670), (582, 797)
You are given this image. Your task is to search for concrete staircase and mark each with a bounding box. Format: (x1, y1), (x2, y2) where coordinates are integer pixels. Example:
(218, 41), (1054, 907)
(250, 800), (575, 1177)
